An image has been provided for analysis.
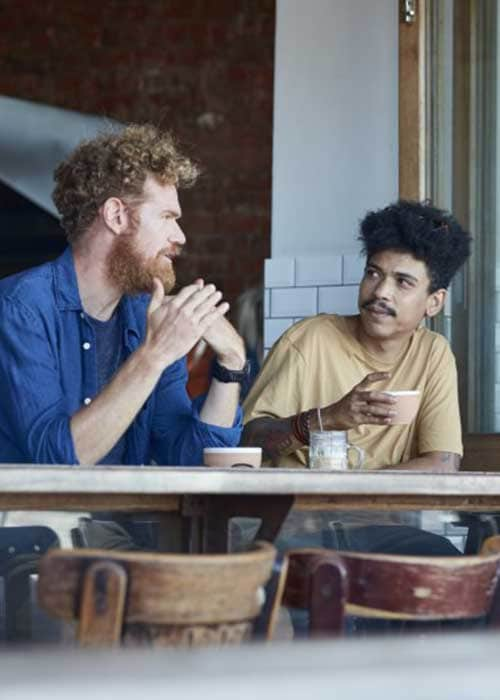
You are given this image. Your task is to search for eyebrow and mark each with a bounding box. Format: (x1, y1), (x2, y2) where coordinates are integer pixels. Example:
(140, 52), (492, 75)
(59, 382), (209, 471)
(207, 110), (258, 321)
(161, 207), (182, 218)
(366, 263), (419, 284)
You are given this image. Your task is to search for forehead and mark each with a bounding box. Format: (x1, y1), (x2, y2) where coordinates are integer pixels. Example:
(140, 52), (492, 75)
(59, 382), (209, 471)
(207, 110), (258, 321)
(367, 250), (431, 283)
(142, 175), (180, 211)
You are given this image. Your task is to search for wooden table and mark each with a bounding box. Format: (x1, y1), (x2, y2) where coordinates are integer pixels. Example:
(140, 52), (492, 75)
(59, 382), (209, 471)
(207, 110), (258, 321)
(2, 465), (500, 551)
(1, 464), (500, 510)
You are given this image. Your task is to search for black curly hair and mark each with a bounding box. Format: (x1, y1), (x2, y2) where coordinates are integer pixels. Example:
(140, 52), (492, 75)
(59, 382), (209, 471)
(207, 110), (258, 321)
(358, 200), (472, 292)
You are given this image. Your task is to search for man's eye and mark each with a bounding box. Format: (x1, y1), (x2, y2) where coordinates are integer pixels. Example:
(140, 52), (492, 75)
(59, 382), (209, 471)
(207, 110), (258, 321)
(398, 278), (411, 288)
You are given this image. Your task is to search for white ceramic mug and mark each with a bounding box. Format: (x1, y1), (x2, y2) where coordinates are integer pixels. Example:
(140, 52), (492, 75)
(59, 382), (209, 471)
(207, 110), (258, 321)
(203, 447), (262, 468)
(308, 431), (364, 471)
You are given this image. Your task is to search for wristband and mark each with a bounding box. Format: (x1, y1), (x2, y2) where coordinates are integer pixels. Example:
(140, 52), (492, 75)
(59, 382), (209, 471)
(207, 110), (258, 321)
(212, 359), (251, 385)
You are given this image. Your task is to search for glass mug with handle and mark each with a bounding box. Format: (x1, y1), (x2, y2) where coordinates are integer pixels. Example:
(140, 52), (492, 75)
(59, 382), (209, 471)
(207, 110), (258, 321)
(308, 430), (364, 471)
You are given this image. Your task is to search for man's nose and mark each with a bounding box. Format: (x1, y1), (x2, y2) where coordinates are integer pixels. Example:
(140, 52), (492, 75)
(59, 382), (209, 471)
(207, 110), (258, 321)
(170, 221), (186, 245)
(374, 277), (393, 299)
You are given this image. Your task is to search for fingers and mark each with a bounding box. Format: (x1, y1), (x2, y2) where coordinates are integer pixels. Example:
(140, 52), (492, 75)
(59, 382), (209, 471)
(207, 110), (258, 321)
(169, 281), (223, 319)
(356, 372), (391, 389)
(357, 401), (396, 423)
(351, 373), (395, 424)
(186, 284), (223, 320)
(198, 302), (230, 333)
(169, 281), (208, 308)
(350, 391), (396, 424)
(357, 390), (396, 405)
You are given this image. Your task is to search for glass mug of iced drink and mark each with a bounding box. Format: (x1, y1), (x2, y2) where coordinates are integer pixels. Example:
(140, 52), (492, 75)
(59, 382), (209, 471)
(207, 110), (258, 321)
(308, 430), (364, 471)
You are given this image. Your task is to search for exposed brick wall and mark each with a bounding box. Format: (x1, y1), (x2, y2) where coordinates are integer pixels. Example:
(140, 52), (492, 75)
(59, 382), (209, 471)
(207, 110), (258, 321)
(0, 0), (275, 305)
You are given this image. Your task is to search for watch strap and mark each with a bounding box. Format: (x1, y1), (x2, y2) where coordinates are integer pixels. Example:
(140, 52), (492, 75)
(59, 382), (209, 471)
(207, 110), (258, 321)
(212, 358), (251, 384)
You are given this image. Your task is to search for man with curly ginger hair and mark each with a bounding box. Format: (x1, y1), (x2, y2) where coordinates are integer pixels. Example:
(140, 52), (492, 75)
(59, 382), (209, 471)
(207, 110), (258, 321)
(243, 201), (472, 560)
(0, 124), (248, 470)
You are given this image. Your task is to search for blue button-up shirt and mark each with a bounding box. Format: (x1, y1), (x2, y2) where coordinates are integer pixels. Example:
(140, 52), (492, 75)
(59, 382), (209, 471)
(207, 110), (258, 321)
(0, 248), (242, 465)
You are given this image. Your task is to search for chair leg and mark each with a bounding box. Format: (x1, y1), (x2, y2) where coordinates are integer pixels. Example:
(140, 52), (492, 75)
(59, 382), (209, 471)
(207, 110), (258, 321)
(78, 561), (127, 647)
(253, 553), (290, 641)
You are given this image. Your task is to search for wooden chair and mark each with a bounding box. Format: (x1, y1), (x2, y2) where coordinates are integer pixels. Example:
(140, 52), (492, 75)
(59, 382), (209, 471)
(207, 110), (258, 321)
(461, 433), (500, 470)
(479, 534), (500, 555)
(37, 541), (282, 647)
(0, 525), (59, 641)
(456, 433), (500, 552)
(282, 544), (500, 637)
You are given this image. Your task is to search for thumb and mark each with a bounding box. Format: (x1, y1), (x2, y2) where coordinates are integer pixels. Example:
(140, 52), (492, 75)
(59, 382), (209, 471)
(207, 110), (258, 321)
(358, 372), (391, 389)
(147, 277), (165, 316)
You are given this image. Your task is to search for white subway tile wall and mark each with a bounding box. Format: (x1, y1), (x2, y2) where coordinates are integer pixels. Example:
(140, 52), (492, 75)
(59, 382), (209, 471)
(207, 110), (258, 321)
(263, 254), (364, 351)
(295, 255), (342, 287)
(270, 287), (318, 319)
(264, 288), (270, 317)
(318, 285), (358, 315)
(342, 253), (365, 285)
(264, 318), (295, 348)
(264, 258), (295, 288)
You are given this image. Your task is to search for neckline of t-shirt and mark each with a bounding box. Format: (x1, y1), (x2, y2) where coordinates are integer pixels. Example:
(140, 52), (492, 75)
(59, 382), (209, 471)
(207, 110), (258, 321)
(87, 310), (120, 329)
(337, 314), (417, 370)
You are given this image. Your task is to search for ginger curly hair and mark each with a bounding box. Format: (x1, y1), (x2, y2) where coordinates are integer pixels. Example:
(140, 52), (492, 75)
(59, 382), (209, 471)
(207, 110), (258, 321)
(52, 124), (199, 243)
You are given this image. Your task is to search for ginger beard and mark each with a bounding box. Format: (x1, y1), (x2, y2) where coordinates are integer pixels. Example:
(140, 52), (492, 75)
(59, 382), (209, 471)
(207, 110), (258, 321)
(106, 223), (179, 296)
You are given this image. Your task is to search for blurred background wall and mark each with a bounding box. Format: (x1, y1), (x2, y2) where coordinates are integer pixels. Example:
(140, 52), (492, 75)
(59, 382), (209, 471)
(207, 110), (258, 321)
(0, 0), (275, 305)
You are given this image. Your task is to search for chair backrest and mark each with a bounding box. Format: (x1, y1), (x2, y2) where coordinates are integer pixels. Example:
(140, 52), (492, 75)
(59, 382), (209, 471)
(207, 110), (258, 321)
(0, 525), (60, 642)
(283, 547), (500, 637)
(37, 541), (277, 647)
(462, 433), (500, 470)
(480, 534), (500, 556)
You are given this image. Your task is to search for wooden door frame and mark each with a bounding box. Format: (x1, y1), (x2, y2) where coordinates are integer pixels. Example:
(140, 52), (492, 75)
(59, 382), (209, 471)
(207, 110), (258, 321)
(399, 0), (427, 200)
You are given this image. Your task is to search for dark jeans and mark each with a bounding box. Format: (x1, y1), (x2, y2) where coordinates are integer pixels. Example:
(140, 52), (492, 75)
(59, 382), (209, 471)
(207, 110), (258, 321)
(326, 523), (461, 556)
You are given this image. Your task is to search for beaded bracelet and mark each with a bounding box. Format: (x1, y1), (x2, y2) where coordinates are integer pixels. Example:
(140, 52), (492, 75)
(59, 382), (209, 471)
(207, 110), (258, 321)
(291, 410), (311, 445)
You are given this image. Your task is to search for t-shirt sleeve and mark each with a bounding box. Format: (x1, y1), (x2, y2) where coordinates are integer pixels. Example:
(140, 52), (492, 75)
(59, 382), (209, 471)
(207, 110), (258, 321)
(417, 337), (463, 456)
(243, 334), (307, 423)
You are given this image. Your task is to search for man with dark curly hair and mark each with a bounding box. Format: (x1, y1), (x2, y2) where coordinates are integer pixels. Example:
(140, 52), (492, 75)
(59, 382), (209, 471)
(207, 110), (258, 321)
(0, 124), (248, 469)
(242, 200), (472, 560)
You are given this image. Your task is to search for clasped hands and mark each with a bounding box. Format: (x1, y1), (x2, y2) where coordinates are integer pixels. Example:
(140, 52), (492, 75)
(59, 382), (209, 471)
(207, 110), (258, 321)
(145, 277), (245, 371)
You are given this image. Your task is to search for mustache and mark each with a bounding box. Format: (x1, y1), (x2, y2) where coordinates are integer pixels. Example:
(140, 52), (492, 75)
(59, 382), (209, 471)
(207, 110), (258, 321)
(362, 299), (396, 317)
(160, 244), (183, 259)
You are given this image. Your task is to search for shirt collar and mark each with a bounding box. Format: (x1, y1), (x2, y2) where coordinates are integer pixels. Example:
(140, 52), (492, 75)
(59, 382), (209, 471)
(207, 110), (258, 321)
(53, 246), (141, 339)
(53, 247), (83, 311)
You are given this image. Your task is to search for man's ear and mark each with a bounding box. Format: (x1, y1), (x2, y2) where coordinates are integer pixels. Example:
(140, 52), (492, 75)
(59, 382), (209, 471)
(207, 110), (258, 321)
(425, 288), (447, 318)
(101, 197), (129, 235)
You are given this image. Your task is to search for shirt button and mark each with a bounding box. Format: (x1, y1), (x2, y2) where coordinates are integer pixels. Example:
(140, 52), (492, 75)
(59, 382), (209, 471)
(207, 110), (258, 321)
(82, 342), (91, 350)
(80, 312), (85, 319)
(83, 397), (92, 405)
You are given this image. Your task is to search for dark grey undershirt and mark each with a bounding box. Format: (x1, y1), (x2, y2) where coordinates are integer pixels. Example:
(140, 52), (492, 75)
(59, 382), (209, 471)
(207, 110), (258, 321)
(88, 311), (127, 465)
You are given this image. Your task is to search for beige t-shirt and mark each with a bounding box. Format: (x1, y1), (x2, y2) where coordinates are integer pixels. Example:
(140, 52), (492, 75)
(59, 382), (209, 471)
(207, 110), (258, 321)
(243, 314), (462, 468)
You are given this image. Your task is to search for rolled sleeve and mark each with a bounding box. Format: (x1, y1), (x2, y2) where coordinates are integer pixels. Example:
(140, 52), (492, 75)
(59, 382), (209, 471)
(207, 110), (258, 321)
(0, 299), (78, 464)
(151, 358), (242, 466)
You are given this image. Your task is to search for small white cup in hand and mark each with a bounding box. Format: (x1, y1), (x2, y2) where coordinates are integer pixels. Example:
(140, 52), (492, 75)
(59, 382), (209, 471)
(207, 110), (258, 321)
(383, 390), (421, 425)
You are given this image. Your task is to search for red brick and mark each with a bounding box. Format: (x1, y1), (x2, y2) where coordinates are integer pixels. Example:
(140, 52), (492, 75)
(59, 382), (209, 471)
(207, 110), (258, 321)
(0, 0), (275, 306)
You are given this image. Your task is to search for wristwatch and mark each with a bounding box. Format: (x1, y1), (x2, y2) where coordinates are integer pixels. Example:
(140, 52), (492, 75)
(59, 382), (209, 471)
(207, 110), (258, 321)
(212, 358), (251, 384)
